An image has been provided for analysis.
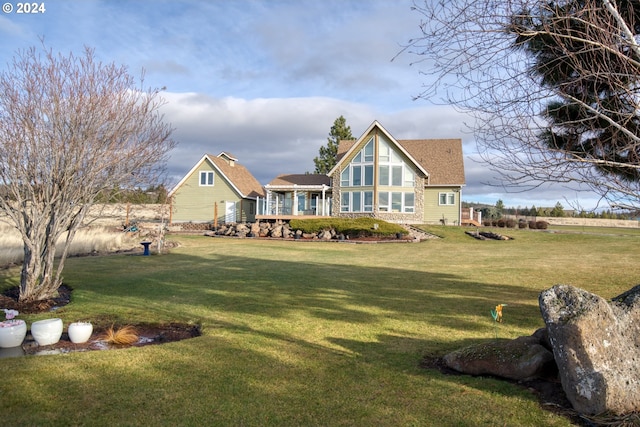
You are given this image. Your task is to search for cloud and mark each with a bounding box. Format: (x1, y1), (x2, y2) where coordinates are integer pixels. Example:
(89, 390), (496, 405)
(162, 93), (372, 183)
(161, 92), (468, 185)
(160, 91), (604, 209)
(0, 16), (25, 38)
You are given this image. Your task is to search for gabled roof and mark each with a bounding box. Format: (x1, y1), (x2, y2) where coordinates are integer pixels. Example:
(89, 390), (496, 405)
(266, 174), (330, 187)
(169, 153), (265, 198)
(333, 121), (465, 186)
(397, 139), (465, 185)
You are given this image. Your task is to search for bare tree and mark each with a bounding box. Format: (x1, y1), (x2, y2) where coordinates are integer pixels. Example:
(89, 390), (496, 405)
(0, 46), (175, 302)
(403, 0), (640, 208)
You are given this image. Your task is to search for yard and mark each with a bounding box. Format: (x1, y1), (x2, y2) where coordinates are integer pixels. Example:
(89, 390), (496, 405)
(1, 225), (639, 426)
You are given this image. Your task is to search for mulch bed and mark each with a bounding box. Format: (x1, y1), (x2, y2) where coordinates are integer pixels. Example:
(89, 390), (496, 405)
(1, 285), (200, 355)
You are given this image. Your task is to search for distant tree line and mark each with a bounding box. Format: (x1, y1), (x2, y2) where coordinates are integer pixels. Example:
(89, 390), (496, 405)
(464, 200), (633, 220)
(95, 185), (169, 204)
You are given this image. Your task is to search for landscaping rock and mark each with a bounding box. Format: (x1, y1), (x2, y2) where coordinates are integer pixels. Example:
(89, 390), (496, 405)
(539, 284), (640, 415)
(250, 222), (260, 236)
(443, 334), (556, 381)
(319, 230), (332, 240)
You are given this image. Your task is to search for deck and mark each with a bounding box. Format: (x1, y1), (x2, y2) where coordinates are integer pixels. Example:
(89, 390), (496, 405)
(256, 215), (332, 221)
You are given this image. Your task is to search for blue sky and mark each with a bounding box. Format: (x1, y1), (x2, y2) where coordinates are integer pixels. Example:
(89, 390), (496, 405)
(0, 0), (603, 209)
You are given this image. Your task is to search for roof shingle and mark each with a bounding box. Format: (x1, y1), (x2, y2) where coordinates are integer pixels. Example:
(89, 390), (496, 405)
(208, 154), (265, 197)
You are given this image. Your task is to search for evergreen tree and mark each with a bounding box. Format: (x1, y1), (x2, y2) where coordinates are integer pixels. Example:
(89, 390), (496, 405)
(314, 116), (353, 174)
(550, 202), (565, 217)
(513, 1), (640, 183)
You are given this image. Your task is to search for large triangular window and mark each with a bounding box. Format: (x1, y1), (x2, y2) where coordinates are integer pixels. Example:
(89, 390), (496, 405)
(341, 138), (374, 187)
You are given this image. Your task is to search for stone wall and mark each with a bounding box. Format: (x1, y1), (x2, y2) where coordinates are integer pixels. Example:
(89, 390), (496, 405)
(505, 215), (639, 228)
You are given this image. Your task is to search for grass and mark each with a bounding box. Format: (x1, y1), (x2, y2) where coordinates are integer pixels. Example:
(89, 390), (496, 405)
(1, 225), (639, 426)
(0, 222), (141, 266)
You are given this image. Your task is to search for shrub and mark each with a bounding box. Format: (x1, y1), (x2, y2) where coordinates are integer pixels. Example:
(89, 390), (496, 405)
(289, 217), (405, 238)
(535, 221), (549, 230)
(518, 220), (528, 229)
(497, 219), (506, 227)
(528, 220), (537, 229)
(483, 220), (492, 227)
(505, 219), (517, 228)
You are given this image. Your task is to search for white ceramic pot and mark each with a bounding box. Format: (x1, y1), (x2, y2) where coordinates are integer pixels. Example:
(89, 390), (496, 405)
(0, 320), (27, 348)
(68, 322), (93, 344)
(31, 318), (63, 346)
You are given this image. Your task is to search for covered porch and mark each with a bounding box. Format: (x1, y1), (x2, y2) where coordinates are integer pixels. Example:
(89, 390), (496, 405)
(258, 174), (332, 218)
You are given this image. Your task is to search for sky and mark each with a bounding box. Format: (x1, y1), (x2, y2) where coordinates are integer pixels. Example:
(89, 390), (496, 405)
(0, 0), (605, 210)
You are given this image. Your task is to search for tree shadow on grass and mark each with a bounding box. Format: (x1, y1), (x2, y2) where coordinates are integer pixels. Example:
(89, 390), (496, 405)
(1, 248), (568, 424)
(67, 251), (544, 333)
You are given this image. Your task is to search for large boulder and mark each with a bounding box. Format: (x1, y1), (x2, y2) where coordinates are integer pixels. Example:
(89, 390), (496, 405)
(539, 284), (640, 415)
(443, 332), (556, 381)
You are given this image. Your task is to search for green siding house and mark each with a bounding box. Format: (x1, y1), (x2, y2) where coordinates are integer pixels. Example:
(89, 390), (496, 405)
(169, 152), (265, 224)
(328, 121), (465, 225)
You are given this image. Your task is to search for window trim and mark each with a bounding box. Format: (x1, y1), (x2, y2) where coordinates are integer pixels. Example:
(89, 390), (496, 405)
(439, 192), (456, 206)
(378, 191), (416, 213)
(199, 171), (214, 186)
(341, 191), (374, 212)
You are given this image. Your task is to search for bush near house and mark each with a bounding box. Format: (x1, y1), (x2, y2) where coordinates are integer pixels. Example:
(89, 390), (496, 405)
(289, 217), (406, 238)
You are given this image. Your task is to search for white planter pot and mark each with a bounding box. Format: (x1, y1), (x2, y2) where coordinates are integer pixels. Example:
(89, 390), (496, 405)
(31, 318), (63, 346)
(0, 320), (27, 348)
(68, 322), (93, 344)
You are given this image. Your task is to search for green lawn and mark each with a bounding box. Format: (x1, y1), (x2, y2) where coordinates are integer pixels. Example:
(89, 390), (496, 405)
(1, 226), (639, 426)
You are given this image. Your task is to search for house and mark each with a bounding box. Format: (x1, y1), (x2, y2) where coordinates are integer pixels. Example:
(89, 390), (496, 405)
(258, 174), (331, 219)
(328, 121), (465, 225)
(168, 152), (265, 224)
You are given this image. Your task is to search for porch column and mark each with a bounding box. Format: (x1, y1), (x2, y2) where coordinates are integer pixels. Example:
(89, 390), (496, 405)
(292, 188), (298, 216)
(321, 187), (326, 216)
(265, 191), (271, 215)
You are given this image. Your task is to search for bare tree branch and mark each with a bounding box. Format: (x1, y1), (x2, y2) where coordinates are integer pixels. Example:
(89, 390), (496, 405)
(0, 45), (176, 302)
(404, 0), (640, 208)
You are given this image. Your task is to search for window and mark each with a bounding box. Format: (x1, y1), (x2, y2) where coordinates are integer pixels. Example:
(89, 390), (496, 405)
(341, 139), (374, 187)
(378, 165), (389, 186)
(378, 137), (414, 188)
(378, 191), (415, 213)
(341, 191), (373, 212)
(363, 138), (374, 161)
(404, 169), (415, 187)
(378, 192), (389, 212)
(200, 171), (214, 186)
(391, 192), (402, 212)
(352, 165), (362, 186)
(341, 192), (350, 212)
(364, 191), (373, 212)
(341, 168), (350, 187)
(439, 192), (456, 205)
(404, 193), (414, 212)
(391, 166), (403, 186)
(364, 165), (374, 186)
(352, 192), (362, 211)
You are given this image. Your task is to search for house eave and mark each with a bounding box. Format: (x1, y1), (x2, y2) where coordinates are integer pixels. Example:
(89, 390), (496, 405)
(264, 184), (331, 191)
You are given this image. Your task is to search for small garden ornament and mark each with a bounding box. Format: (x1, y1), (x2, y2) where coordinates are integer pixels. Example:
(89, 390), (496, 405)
(490, 304), (507, 338)
(0, 309), (27, 348)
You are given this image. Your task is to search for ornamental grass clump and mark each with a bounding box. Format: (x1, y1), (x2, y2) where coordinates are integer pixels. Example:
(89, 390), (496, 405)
(101, 325), (139, 345)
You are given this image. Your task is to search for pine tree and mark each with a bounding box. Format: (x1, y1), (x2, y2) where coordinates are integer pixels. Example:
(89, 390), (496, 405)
(514, 1), (640, 183)
(314, 116), (353, 174)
